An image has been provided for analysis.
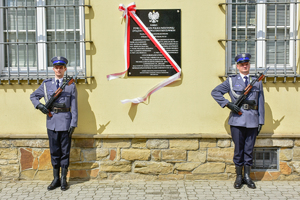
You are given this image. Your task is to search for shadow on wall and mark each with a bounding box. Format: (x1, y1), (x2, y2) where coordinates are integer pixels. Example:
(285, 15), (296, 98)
(127, 72), (184, 122)
(224, 102), (284, 135)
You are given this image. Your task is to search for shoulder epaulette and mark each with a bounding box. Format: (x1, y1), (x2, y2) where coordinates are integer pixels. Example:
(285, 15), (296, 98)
(43, 78), (52, 82)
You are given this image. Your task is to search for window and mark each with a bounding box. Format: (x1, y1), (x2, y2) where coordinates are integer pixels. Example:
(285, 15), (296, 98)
(0, 0), (89, 84)
(221, 0), (298, 80)
(252, 148), (278, 170)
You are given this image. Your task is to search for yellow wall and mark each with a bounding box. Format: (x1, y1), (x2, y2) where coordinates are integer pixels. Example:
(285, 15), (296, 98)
(0, 0), (299, 135)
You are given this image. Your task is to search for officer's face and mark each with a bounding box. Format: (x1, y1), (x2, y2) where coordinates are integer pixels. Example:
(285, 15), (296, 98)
(53, 65), (67, 79)
(237, 62), (250, 75)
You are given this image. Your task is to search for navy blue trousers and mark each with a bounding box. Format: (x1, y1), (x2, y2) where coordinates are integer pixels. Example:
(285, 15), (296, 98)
(231, 126), (257, 166)
(47, 129), (71, 169)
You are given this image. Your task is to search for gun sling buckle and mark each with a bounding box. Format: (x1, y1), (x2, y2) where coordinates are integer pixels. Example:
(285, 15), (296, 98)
(52, 107), (70, 113)
(242, 104), (258, 110)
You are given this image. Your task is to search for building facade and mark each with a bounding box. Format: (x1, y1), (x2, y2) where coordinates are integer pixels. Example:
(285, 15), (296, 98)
(0, 0), (300, 181)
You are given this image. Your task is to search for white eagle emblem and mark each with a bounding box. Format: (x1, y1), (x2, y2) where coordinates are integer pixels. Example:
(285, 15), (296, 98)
(148, 11), (159, 23)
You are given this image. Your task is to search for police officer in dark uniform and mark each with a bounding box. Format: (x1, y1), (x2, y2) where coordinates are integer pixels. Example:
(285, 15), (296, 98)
(211, 53), (265, 189)
(30, 56), (78, 191)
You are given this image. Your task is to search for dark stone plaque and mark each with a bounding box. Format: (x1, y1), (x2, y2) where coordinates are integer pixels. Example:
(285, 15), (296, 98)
(129, 9), (181, 76)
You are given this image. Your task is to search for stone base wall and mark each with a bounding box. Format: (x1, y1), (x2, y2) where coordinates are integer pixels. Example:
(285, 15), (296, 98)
(1, 137), (300, 181)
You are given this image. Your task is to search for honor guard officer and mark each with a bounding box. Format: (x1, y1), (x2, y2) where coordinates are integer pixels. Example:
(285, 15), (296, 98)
(211, 53), (265, 189)
(30, 56), (78, 191)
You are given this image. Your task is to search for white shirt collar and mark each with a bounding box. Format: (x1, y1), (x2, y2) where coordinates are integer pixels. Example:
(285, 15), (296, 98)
(239, 73), (249, 82)
(55, 78), (64, 83)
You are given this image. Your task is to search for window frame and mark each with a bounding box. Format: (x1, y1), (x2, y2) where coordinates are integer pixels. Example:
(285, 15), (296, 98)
(0, 0), (87, 83)
(225, 0), (298, 78)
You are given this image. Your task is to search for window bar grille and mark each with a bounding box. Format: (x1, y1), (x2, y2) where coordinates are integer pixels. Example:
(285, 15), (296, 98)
(235, 2), (238, 74)
(245, 1), (248, 53)
(264, 3), (268, 83)
(81, 0), (87, 83)
(64, 0), (67, 73)
(73, 0), (77, 83)
(36, 7), (39, 85)
(26, 0), (30, 85)
(293, 0), (297, 83)
(274, 1), (278, 83)
(15, 0), (20, 84)
(6, 2), (11, 85)
(54, 0), (57, 56)
(284, 1), (287, 82)
(255, 4), (258, 74)
(263, 149), (266, 167)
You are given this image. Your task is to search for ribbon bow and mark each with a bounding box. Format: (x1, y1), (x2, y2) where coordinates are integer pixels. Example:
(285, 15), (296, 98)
(119, 2), (136, 18)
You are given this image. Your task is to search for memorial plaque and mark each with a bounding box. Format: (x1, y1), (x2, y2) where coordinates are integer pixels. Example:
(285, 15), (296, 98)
(129, 9), (181, 76)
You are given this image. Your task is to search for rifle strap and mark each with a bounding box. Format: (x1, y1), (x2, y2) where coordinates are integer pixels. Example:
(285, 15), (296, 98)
(44, 82), (49, 102)
(229, 76), (253, 99)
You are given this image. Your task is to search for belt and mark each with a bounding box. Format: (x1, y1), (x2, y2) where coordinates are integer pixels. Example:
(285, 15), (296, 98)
(242, 104), (258, 110)
(52, 107), (70, 113)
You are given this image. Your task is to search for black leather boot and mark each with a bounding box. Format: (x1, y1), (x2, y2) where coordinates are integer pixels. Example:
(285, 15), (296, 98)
(47, 168), (61, 190)
(244, 165), (256, 189)
(234, 166), (243, 189)
(61, 168), (69, 191)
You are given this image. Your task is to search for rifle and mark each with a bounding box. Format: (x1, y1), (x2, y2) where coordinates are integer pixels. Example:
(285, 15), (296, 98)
(44, 73), (77, 117)
(234, 67), (270, 115)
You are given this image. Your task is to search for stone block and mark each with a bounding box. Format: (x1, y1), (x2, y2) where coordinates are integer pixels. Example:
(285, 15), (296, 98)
(254, 139), (273, 147)
(225, 165), (236, 174)
(280, 162), (292, 175)
(146, 139), (168, 149)
(0, 160), (8, 165)
(102, 139), (130, 148)
(186, 174), (228, 180)
(0, 140), (10, 147)
(279, 148), (292, 161)
(278, 174), (300, 181)
(169, 139), (198, 150)
(32, 149), (43, 158)
(193, 163), (225, 174)
(293, 148), (300, 161)
(82, 149), (97, 161)
(11, 139), (49, 148)
(97, 148), (109, 159)
(290, 162), (300, 173)
(32, 158), (38, 170)
(20, 148), (34, 171)
(100, 161), (131, 172)
(188, 150), (206, 162)
(200, 139), (216, 148)
(134, 161), (173, 174)
(132, 139), (147, 148)
(8, 160), (18, 164)
(74, 139), (95, 148)
(69, 162), (99, 170)
(0, 148), (18, 160)
(20, 169), (36, 180)
(161, 149), (186, 161)
(151, 150), (161, 161)
(34, 170), (53, 181)
(0, 165), (19, 179)
(95, 139), (102, 148)
(98, 172), (108, 179)
(207, 148), (234, 163)
(109, 149), (116, 161)
(273, 139), (293, 147)
(158, 174), (184, 180)
(217, 139), (231, 148)
(38, 149), (52, 170)
(295, 139), (300, 147)
(69, 170), (88, 178)
(88, 169), (99, 178)
(121, 149), (150, 161)
(174, 163), (201, 171)
(70, 148), (81, 162)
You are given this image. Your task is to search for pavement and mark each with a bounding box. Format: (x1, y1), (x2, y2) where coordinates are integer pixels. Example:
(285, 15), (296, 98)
(1, 180), (300, 200)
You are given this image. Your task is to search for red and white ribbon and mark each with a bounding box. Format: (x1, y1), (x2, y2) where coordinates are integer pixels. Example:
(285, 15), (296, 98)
(107, 2), (181, 104)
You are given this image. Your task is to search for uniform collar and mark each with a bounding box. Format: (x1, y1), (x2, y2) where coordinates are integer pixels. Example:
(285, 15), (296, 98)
(55, 77), (64, 83)
(239, 73), (249, 82)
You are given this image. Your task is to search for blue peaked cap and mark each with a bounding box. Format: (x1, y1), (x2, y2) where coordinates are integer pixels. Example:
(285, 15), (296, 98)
(234, 53), (251, 64)
(51, 56), (68, 66)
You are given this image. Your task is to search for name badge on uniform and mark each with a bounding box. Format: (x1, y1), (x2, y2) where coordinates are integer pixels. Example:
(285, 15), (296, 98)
(48, 90), (53, 92)
(235, 85), (241, 87)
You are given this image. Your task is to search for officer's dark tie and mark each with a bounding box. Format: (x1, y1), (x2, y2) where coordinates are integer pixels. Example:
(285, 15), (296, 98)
(244, 76), (248, 87)
(56, 80), (60, 89)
